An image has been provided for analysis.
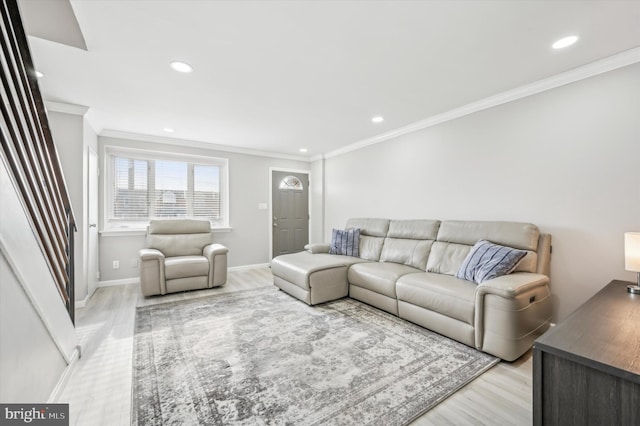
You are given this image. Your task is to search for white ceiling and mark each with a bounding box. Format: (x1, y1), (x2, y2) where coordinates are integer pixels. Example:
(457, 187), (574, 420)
(21, 0), (640, 159)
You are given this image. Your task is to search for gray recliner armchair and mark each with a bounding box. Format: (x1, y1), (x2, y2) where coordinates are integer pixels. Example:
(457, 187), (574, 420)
(138, 219), (228, 296)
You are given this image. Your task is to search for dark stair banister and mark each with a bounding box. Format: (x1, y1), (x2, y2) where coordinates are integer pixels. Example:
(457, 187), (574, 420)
(1, 0), (77, 323)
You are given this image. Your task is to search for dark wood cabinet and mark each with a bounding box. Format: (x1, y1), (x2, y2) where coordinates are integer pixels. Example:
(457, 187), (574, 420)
(533, 280), (640, 425)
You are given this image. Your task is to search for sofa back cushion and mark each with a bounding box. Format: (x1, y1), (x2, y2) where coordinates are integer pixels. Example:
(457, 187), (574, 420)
(345, 218), (390, 261)
(380, 220), (440, 270)
(426, 221), (540, 275)
(146, 219), (213, 257)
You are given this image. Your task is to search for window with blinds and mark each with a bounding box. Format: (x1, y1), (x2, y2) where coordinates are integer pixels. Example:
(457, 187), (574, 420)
(107, 148), (228, 229)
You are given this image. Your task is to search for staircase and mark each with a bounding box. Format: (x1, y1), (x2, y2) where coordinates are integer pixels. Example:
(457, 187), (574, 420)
(1, 0), (76, 323)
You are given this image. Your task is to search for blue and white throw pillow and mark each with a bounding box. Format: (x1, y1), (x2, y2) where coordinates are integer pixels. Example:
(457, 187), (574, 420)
(456, 240), (527, 284)
(329, 228), (360, 257)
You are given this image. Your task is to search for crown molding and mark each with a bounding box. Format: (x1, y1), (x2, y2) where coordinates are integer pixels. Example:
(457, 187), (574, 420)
(324, 47), (640, 159)
(99, 129), (311, 162)
(45, 100), (89, 116)
(46, 48), (640, 162)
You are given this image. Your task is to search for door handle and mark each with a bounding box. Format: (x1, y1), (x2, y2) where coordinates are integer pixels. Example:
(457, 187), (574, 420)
(89, 223), (97, 228)
(273, 222), (278, 228)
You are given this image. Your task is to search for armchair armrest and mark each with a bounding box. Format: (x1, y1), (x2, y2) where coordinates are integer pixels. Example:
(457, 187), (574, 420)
(203, 244), (228, 287)
(476, 272), (549, 298)
(139, 248), (165, 261)
(138, 248), (166, 296)
(304, 243), (331, 254)
(203, 243), (228, 257)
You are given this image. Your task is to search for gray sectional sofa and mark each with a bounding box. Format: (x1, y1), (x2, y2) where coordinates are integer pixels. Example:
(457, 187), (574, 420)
(271, 218), (552, 361)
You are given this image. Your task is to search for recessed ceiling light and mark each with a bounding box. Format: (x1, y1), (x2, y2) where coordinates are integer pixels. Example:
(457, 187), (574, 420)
(163, 128), (175, 133)
(299, 148), (308, 153)
(35, 71), (44, 78)
(170, 61), (193, 73)
(552, 35), (579, 49)
(371, 116), (384, 123)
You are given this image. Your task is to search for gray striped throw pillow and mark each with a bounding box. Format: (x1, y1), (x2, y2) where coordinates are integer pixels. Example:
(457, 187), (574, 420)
(329, 228), (360, 257)
(456, 239), (527, 284)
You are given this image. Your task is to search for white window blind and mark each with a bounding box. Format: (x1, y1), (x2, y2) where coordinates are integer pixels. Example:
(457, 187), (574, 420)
(113, 157), (148, 218)
(107, 148), (228, 229)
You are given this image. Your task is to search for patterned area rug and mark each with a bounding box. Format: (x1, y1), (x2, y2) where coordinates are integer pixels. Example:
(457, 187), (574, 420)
(132, 287), (498, 425)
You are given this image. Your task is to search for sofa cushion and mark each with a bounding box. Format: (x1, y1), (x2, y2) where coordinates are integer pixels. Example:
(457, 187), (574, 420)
(164, 256), (209, 280)
(436, 220), (539, 251)
(345, 218), (390, 237)
(456, 240), (528, 284)
(380, 239), (434, 270)
(396, 273), (476, 325)
(149, 219), (211, 234)
(425, 242), (471, 275)
(349, 263), (422, 299)
(386, 219), (440, 240)
(378, 219), (439, 270)
(512, 251), (538, 273)
(356, 236), (383, 261)
(147, 233), (213, 257)
(426, 221), (541, 275)
(329, 228), (360, 256)
(345, 218), (389, 261)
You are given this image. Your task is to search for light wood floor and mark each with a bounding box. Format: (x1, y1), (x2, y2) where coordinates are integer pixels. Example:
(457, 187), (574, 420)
(56, 267), (532, 425)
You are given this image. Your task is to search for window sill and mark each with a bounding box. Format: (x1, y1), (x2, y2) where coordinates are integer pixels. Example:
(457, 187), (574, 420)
(100, 227), (232, 237)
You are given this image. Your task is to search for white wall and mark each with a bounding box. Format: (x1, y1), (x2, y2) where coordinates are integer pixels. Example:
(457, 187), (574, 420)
(0, 253), (67, 402)
(98, 136), (310, 281)
(323, 63), (640, 321)
(48, 110), (98, 303)
(309, 158), (325, 243)
(0, 158), (77, 402)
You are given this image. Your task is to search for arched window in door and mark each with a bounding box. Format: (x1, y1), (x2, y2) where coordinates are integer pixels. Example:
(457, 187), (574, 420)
(279, 175), (304, 190)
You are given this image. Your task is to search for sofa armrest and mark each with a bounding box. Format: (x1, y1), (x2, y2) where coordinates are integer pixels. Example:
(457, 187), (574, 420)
(203, 244), (228, 287)
(474, 272), (552, 360)
(476, 272), (549, 298)
(139, 248), (165, 261)
(304, 243), (331, 254)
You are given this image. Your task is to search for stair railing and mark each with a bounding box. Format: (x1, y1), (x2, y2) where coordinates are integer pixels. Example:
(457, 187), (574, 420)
(1, 0), (77, 323)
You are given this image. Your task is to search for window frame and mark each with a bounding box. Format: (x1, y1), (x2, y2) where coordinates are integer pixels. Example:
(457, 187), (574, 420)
(103, 146), (229, 232)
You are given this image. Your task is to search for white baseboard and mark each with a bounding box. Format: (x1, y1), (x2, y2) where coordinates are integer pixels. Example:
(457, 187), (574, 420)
(75, 294), (90, 308)
(228, 263), (270, 271)
(98, 277), (139, 287)
(48, 345), (81, 402)
(96, 265), (269, 287)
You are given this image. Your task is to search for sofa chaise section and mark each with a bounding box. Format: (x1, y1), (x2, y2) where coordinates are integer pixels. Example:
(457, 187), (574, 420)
(271, 218), (389, 305)
(271, 252), (368, 305)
